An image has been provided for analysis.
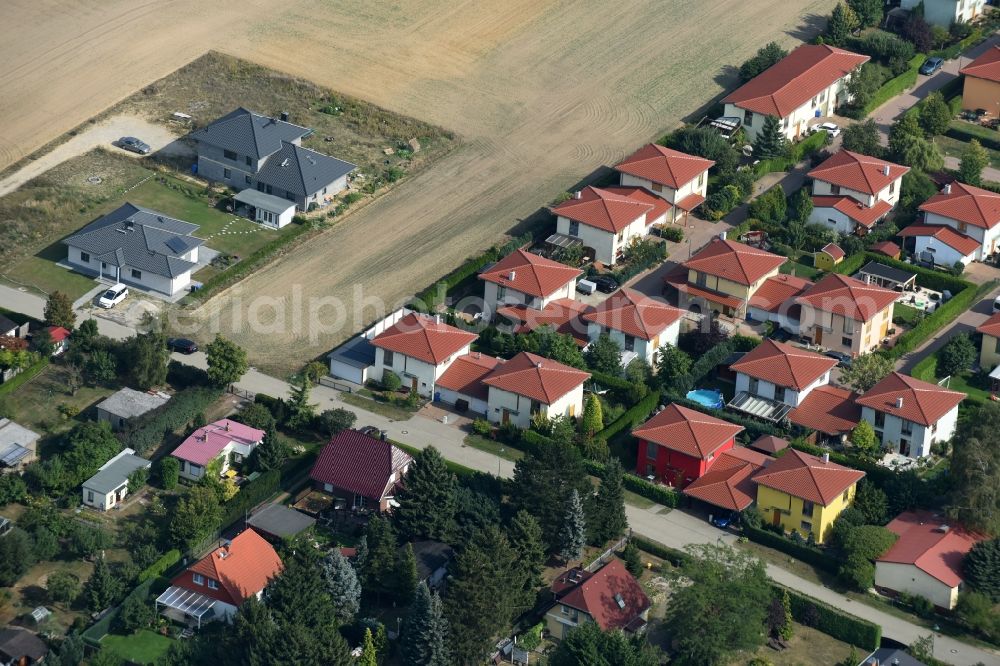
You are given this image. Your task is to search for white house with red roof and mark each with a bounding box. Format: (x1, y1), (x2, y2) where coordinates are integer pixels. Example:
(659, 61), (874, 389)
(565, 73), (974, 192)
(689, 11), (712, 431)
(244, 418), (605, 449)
(666, 237), (787, 318)
(917, 181), (1000, 261)
(808, 151), (908, 235)
(478, 249), (582, 316)
(155, 529), (282, 627)
(856, 372), (964, 459)
(729, 339), (836, 411)
(787, 385), (861, 445)
(898, 223), (981, 267)
(544, 558), (651, 640)
(794, 273), (897, 356)
(309, 429), (413, 511)
(876, 510), (986, 610)
(172, 419), (265, 483)
(371, 312), (478, 398)
(581, 288), (685, 366)
(614, 143), (714, 222)
(551, 186), (668, 265)
(633, 403), (745, 488)
(747, 274), (813, 333)
(723, 45), (869, 141)
(435, 352), (503, 416)
(43, 326), (71, 356)
(904, 0), (986, 28)
(482, 352), (590, 428)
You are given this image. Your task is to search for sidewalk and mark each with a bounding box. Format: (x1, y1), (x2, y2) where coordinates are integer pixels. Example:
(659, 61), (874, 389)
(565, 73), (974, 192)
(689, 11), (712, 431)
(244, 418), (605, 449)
(172, 351), (997, 666)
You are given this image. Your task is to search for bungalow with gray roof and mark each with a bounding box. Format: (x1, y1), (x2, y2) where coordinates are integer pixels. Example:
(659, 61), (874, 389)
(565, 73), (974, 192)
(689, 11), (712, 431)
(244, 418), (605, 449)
(63, 203), (204, 296)
(82, 448), (151, 511)
(191, 107), (356, 212)
(97, 387), (171, 431)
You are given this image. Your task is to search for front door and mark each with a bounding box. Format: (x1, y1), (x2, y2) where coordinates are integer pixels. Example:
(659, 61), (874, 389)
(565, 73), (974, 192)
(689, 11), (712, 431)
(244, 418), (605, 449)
(815, 328), (823, 345)
(772, 509), (781, 527)
(411, 377), (418, 392)
(502, 409), (511, 425)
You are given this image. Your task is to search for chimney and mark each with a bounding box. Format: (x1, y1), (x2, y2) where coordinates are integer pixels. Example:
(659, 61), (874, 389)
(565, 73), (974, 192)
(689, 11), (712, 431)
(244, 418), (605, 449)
(225, 422), (231, 432)
(509, 270), (516, 281)
(719, 231), (727, 241)
(895, 396), (904, 409)
(574, 190), (582, 200)
(435, 314), (441, 324)
(883, 164), (890, 177)
(944, 183), (952, 195)
(280, 111), (289, 122)
(535, 361), (543, 369)
(822, 452), (829, 464)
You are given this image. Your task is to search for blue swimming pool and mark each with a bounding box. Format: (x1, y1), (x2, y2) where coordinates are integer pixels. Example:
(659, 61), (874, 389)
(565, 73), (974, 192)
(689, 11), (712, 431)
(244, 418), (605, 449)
(686, 388), (724, 409)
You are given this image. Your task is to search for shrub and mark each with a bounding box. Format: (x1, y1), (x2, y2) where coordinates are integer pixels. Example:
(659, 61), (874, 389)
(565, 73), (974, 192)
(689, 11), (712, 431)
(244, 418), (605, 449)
(254, 392), (288, 424)
(381, 371), (402, 392)
(743, 524), (839, 573)
(784, 587), (881, 649)
(138, 550), (181, 583)
(119, 387), (222, 455)
(660, 226), (684, 242)
(595, 391), (661, 443)
(471, 418), (492, 437)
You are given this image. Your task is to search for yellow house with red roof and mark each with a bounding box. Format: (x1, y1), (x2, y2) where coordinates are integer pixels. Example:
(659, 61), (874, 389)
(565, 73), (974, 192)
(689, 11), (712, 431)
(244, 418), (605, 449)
(976, 312), (1000, 371)
(960, 45), (1000, 114)
(752, 449), (865, 543)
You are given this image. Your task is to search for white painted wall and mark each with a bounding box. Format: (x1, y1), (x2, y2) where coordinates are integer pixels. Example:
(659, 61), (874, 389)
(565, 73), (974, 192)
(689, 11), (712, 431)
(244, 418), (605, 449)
(374, 343), (471, 398)
(66, 245), (193, 296)
(910, 235), (975, 267)
(486, 383), (584, 428)
(901, 0), (985, 27)
(482, 278), (576, 317)
(860, 404), (958, 458)
(586, 320), (679, 366)
(725, 74), (849, 142)
(734, 370), (830, 407)
(875, 560), (959, 610)
(556, 212), (649, 266)
(619, 172), (708, 221)
(436, 387), (490, 416)
(924, 211), (1000, 260)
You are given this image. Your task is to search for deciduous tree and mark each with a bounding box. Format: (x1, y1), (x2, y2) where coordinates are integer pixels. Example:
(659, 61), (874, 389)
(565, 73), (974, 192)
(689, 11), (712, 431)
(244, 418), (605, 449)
(847, 0), (883, 27)
(960, 139), (989, 187)
(205, 334), (248, 387)
(549, 622), (661, 666)
(841, 353), (893, 392)
(851, 420), (879, 459)
(841, 118), (883, 157)
(317, 407), (356, 437)
(126, 328), (168, 390)
(919, 91), (953, 136)
(585, 333), (623, 375)
(949, 402), (1000, 535)
(938, 332), (977, 378)
(656, 343), (692, 390)
(169, 484), (221, 551)
(853, 480), (889, 525)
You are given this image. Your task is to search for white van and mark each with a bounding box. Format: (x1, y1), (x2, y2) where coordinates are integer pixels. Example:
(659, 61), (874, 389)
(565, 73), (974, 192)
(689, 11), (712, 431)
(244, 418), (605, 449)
(98, 284), (129, 309)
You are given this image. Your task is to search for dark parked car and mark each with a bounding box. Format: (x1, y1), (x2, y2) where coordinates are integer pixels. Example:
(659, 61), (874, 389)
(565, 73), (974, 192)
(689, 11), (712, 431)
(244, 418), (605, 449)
(118, 136), (151, 154)
(166, 337), (198, 354)
(710, 512), (738, 529)
(591, 274), (620, 293)
(919, 57), (944, 75)
(824, 350), (853, 368)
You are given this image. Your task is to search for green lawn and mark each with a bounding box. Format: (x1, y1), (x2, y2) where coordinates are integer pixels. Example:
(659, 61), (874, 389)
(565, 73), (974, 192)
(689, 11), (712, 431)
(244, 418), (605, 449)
(893, 303), (925, 327)
(100, 630), (174, 665)
(1, 258), (102, 300)
(780, 259), (821, 280)
(339, 391), (417, 421)
(910, 353), (991, 402)
(936, 135), (1000, 169)
(463, 434), (523, 462)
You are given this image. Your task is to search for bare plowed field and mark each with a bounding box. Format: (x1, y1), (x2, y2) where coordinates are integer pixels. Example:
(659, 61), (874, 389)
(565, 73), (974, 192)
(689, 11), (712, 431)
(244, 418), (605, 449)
(2, 0), (837, 374)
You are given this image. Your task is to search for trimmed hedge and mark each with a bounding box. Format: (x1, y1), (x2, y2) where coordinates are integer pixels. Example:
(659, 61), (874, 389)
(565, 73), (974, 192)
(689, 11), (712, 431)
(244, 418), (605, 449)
(754, 131), (828, 175)
(589, 370), (640, 406)
(0, 358), (48, 398)
(931, 28), (986, 61)
(119, 387), (223, 455)
(938, 76), (964, 103)
(221, 469), (280, 527)
(194, 222), (311, 299)
(742, 524), (838, 573)
(631, 536), (691, 567)
(784, 585), (881, 650)
(138, 549), (181, 583)
(81, 576), (160, 648)
(861, 55), (925, 116)
(886, 280), (993, 361)
(863, 253), (970, 294)
(595, 390), (661, 442)
(831, 251), (869, 277)
(622, 473), (680, 507)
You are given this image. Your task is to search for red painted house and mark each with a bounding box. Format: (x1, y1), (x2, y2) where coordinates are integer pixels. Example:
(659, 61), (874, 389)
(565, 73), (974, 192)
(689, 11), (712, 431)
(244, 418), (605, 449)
(632, 403), (744, 488)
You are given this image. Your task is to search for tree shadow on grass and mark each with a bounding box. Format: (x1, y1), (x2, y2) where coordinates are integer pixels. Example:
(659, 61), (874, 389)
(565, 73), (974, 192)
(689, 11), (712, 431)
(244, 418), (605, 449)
(785, 14), (828, 42)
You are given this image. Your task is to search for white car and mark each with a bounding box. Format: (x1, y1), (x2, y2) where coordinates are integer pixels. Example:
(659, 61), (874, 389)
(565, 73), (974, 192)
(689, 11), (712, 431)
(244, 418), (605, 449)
(98, 283), (129, 309)
(993, 295), (1000, 313)
(810, 122), (840, 137)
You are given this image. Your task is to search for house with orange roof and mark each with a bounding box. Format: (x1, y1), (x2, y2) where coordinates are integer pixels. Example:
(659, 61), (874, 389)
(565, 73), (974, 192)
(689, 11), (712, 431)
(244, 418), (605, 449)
(435, 352), (504, 416)
(581, 288), (685, 366)
(633, 403), (744, 488)
(918, 181), (1000, 261)
(481, 352), (590, 428)
(959, 43), (1000, 112)
(752, 448), (865, 543)
(683, 446), (772, 514)
(875, 510), (986, 610)
(551, 186), (668, 265)
(155, 529), (282, 627)
(479, 249), (582, 317)
(614, 143), (714, 222)
(856, 372), (964, 459)
(667, 237), (787, 318)
(43, 326), (71, 356)
(371, 312), (478, 398)
(898, 223), (980, 267)
(871, 240), (901, 260)
(787, 385), (861, 445)
(808, 150), (908, 235)
(795, 273), (897, 356)
(545, 558), (651, 640)
(728, 339), (837, 422)
(976, 312), (1000, 370)
(746, 273), (813, 333)
(722, 45), (869, 141)
(496, 298), (593, 347)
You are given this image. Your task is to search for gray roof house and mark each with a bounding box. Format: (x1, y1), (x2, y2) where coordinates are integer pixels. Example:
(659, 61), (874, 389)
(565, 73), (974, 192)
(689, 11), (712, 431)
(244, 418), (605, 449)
(0, 627), (48, 666)
(0, 418), (40, 472)
(191, 107), (356, 212)
(82, 448), (151, 511)
(0, 314), (18, 338)
(247, 503), (316, 542)
(63, 203), (204, 296)
(97, 387), (171, 431)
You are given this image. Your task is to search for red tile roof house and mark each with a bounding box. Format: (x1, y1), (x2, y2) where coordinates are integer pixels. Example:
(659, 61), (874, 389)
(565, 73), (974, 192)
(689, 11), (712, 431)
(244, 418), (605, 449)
(959, 43), (1000, 113)
(544, 558), (651, 641)
(309, 429), (414, 512)
(728, 339), (837, 422)
(497, 298), (594, 348)
(722, 44), (869, 142)
(898, 223), (981, 268)
(746, 273), (813, 333)
(787, 385), (862, 446)
(435, 351), (503, 416)
(370, 312), (478, 399)
(481, 352), (591, 429)
(917, 181), (1000, 261)
(633, 403), (744, 488)
(43, 325), (71, 356)
(172, 419), (265, 483)
(665, 237), (787, 319)
(875, 510), (986, 611)
(155, 529), (282, 628)
(479, 249), (582, 318)
(856, 372), (964, 459)
(614, 143), (715, 223)
(551, 185), (669, 265)
(581, 288), (686, 367)
(794, 273), (897, 357)
(808, 150), (909, 236)
(683, 446), (772, 515)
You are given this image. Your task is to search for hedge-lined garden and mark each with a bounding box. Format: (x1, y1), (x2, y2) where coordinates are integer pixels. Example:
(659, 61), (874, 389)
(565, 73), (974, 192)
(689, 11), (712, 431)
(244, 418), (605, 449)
(119, 387), (223, 455)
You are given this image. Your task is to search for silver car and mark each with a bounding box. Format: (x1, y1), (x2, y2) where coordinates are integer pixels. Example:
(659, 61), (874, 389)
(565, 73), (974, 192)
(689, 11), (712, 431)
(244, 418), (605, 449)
(118, 136), (151, 154)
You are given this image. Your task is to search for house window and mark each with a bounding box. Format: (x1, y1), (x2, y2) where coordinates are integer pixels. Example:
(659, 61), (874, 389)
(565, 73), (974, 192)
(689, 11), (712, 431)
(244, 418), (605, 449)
(843, 318), (855, 334)
(748, 377), (759, 395)
(265, 185), (273, 195)
(624, 335), (635, 352)
(223, 168), (231, 179)
(811, 95), (818, 107)
(774, 386), (786, 403)
(958, 222), (968, 233)
(820, 90), (826, 103)
(189, 464), (202, 476)
(323, 187), (328, 195)
(79, 251), (91, 263)
(802, 500), (814, 517)
(901, 419), (913, 435)
(530, 400), (542, 415)
(353, 494), (366, 509)
(830, 184), (841, 195)
(782, 117), (790, 130)
(646, 441), (658, 460)
(245, 156), (252, 166)
(744, 110), (754, 126)
(617, 231), (624, 242)
(568, 220), (580, 236)
(800, 520), (813, 533)
(841, 337), (851, 348)
(994, 337), (1000, 353)
(698, 172), (704, 187)
(193, 574), (204, 586)
(651, 182), (663, 193)
(87, 490), (94, 503)
(207, 579), (218, 590)
(696, 272), (707, 287)
(874, 411), (885, 429)
(383, 350), (394, 367)
(245, 175), (252, 185)
(889, 181), (895, 194)
(131, 269), (142, 279)
(224, 150), (237, 161)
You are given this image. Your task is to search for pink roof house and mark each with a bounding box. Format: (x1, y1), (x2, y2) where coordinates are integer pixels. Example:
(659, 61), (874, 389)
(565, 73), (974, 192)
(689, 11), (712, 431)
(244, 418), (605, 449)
(171, 419), (265, 482)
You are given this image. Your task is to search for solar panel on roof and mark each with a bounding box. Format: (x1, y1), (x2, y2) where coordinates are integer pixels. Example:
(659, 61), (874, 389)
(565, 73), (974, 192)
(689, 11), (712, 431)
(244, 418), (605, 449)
(166, 237), (189, 254)
(0, 444), (30, 467)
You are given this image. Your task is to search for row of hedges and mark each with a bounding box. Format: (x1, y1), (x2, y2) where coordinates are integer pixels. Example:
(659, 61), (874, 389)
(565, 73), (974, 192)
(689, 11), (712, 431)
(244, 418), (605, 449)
(610, 240), (668, 284)
(831, 251), (870, 277)
(668, 341), (736, 396)
(742, 524), (839, 573)
(138, 549), (181, 583)
(631, 537), (881, 650)
(595, 390), (662, 442)
(81, 576), (164, 648)
(931, 28), (986, 61)
(753, 131), (828, 176)
(861, 55), (925, 116)
(937, 75), (964, 103)
(589, 369), (639, 406)
(220, 469), (280, 527)
(864, 253), (970, 294)
(886, 280), (993, 361)
(193, 221), (311, 299)
(120, 387), (223, 455)
(0, 358), (48, 398)
(945, 121), (1000, 153)
(411, 232), (533, 310)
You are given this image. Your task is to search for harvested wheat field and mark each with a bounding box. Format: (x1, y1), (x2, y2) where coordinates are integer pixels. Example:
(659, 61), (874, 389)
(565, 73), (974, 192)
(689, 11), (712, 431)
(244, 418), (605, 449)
(1, 0), (837, 375)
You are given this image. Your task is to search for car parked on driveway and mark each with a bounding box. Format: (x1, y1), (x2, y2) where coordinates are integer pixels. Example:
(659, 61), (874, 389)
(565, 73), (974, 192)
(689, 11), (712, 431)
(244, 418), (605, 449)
(710, 511), (738, 529)
(824, 350), (853, 368)
(98, 284), (129, 309)
(919, 57), (944, 76)
(167, 338), (198, 354)
(591, 274), (620, 293)
(117, 136), (151, 154)
(808, 122), (840, 138)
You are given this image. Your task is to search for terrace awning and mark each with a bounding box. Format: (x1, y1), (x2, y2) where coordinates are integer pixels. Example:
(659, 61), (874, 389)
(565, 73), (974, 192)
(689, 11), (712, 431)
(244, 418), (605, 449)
(0, 444), (31, 467)
(155, 586), (218, 628)
(727, 391), (792, 423)
(545, 233), (583, 249)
